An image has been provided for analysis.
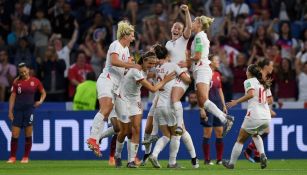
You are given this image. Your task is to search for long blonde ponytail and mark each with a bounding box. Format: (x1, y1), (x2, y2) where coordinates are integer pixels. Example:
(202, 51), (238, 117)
(198, 16), (214, 31)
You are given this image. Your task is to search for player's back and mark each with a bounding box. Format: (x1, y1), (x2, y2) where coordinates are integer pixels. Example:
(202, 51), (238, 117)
(156, 62), (183, 107)
(244, 77), (270, 120)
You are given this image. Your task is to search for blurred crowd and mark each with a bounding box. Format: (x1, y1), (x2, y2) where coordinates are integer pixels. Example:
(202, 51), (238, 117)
(0, 0), (307, 104)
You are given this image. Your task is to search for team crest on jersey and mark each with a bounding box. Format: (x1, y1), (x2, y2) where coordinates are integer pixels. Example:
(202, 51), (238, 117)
(30, 81), (35, 86)
(196, 37), (201, 43)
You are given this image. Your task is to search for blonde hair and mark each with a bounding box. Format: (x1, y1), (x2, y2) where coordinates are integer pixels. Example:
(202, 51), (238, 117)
(116, 20), (134, 40)
(197, 16), (214, 31)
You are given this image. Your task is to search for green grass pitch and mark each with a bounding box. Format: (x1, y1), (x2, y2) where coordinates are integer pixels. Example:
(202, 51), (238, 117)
(1, 160), (307, 175)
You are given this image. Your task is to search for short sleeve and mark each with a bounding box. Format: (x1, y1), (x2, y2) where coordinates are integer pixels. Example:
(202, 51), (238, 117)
(216, 73), (222, 89)
(266, 89), (272, 97)
(35, 78), (44, 91)
(132, 69), (144, 82)
(109, 42), (120, 55)
(11, 81), (17, 93)
(244, 79), (254, 93)
(194, 37), (203, 52)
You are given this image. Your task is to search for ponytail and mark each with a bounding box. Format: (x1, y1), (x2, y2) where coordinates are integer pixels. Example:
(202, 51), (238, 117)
(247, 64), (271, 89)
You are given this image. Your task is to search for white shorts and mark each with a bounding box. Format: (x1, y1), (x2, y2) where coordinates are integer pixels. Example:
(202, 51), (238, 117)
(97, 76), (118, 102)
(193, 65), (212, 89)
(173, 78), (189, 91)
(148, 95), (159, 117)
(107, 107), (118, 124)
(241, 118), (271, 135)
(115, 97), (142, 123)
(155, 106), (177, 127)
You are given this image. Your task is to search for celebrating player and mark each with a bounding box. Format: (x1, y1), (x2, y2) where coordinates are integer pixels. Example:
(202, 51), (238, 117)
(223, 64), (271, 169)
(149, 44), (191, 168)
(7, 62), (46, 163)
(87, 20), (141, 157)
(114, 51), (175, 168)
(244, 59), (275, 163)
(189, 15), (234, 136)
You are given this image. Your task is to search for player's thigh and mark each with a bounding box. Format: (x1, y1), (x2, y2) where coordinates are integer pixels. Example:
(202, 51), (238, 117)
(130, 114), (142, 133)
(171, 85), (186, 103)
(203, 127), (213, 138)
(12, 110), (24, 128)
(115, 97), (130, 124)
(159, 125), (171, 138)
(237, 128), (250, 144)
(196, 83), (210, 105)
(23, 107), (35, 128)
(97, 77), (115, 116)
(98, 97), (113, 117)
(25, 125), (33, 137)
(213, 126), (223, 138)
(145, 115), (153, 134)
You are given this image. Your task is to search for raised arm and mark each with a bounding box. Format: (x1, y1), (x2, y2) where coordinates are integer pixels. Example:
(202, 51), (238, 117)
(181, 5), (192, 39)
(67, 20), (79, 50)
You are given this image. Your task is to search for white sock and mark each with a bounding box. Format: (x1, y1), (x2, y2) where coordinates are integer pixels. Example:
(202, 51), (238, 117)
(144, 133), (152, 154)
(229, 142), (243, 165)
(182, 131), (196, 158)
(152, 136), (170, 158)
(130, 142), (139, 162)
(204, 100), (226, 123)
(98, 126), (114, 141)
(169, 135), (181, 165)
(127, 139), (131, 161)
(115, 140), (124, 158)
(151, 115), (159, 136)
(252, 135), (264, 154)
(173, 102), (183, 127)
(90, 112), (105, 140)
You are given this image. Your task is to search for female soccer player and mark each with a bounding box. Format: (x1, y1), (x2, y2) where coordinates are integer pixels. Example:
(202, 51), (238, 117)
(114, 51), (175, 168)
(189, 15), (233, 136)
(201, 55), (227, 165)
(7, 62), (46, 163)
(223, 64), (271, 169)
(87, 20), (141, 157)
(244, 59), (275, 162)
(149, 45), (191, 168)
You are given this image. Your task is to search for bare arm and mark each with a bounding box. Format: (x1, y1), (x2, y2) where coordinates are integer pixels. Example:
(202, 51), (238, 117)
(179, 72), (191, 84)
(218, 88), (227, 113)
(181, 5), (192, 39)
(34, 88), (46, 107)
(67, 20), (79, 50)
(8, 92), (16, 121)
(227, 89), (254, 108)
(140, 72), (175, 92)
(110, 53), (142, 70)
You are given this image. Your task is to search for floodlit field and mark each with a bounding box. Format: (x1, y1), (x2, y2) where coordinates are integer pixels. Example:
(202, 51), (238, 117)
(1, 159), (307, 175)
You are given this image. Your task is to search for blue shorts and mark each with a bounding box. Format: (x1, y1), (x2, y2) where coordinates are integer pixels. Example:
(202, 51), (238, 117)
(200, 112), (224, 128)
(12, 106), (34, 128)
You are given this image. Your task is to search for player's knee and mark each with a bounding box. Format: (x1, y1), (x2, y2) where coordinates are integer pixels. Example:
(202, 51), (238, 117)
(145, 126), (153, 134)
(113, 125), (120, 133)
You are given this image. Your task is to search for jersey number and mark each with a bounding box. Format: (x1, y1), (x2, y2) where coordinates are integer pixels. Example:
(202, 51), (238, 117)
(258, 88), (266, 104)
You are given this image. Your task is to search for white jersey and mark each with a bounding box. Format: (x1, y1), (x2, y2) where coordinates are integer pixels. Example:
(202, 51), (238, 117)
(165, 36), (188, 64)
(190, 31), (211, 71)
(118, 68), (146, 101)
(100, 40), (130, 86)
(244, 78), (270, 120)
(156, 62), (184, 107)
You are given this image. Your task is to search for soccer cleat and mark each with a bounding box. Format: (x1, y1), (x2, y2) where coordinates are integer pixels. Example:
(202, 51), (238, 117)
(142, 135), (159, 145)
(204, 160), (214, 165)
(175, 126), (183, 136)
(87, 138), (102, 157)
(222, 160), (234, 169)
(149, 155), (161, 168)
(20, 157), (29, 163)
(115, 156), (122, 168)
(260, 153), (267, 169)
(191, 157), (199, 168)
(140, 153), (150, 166)
(167, 163), (184, 169)
(216, 160), (223, 165)
(109, 156), (115, 166)
(222, 115), (234, 137)
(6, 157), (16, 163)
(127, 161), (138, 168)
(244, 150), (255, 163)
(254, 156), (261, 163)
